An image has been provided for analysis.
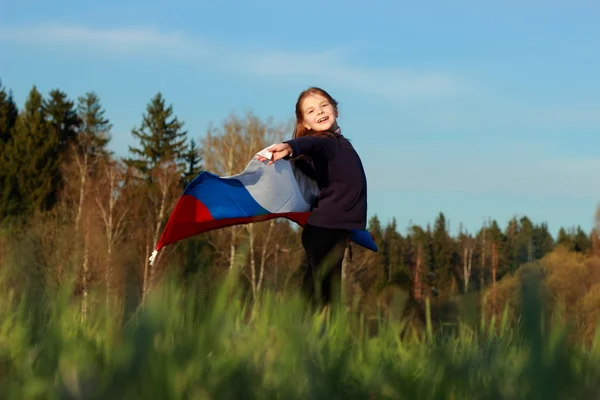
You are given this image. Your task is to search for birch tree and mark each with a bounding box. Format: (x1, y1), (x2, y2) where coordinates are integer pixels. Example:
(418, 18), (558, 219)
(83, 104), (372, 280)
(239, 113), (285, 297)
(408, 224), (432, 300)
(457, 224), (474, 293)
(201, 112), (287, 282)
(480, 221), (487, 291)
(143, 160), (180, 301)
(60, 92), (111, 320)
(95, 159), (127, 309)
(71, 92), (111, 227)
(201, 114), (246, 271)
(491, 241), (499, 312)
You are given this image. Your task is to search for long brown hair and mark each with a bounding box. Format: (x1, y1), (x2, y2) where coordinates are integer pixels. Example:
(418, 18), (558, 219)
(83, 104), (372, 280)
(292, 87), (339, 139)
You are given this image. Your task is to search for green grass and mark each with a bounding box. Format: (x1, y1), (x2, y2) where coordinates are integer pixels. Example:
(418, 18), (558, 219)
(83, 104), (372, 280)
(0, 269), (599, 400)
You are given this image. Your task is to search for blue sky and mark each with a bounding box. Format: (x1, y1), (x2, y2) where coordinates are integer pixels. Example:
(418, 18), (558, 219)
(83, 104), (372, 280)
(1, 0), (599, 237)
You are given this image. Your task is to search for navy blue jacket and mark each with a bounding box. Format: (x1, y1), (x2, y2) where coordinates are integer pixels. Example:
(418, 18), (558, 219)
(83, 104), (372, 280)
(284, 132), (367, 230)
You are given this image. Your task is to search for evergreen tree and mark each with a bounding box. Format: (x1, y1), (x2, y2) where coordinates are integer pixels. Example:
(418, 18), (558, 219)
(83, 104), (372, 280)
(182, 138), (202, 186)
(514, 216), (535, 265)
(383, 218), (404, 284)
(0, 81), (19, 221)
(364, 215), (386, 276)
(504, 217), (520, 272)
(125, 92), (189, 178)
(556, 226), (590, 253)
(2, 86), (60, 217)
(75, 92), (112, 160)
(532, 222), (555, 259)
(484, 219), (507, 278)
(0, 80), (18, 143)
(573, 226), (591, 253)
(431, 212), (455, 295)
(44, 89), (81, 160)
(486, 219), (505, 243)
(557, 227), (571, 249)
(368, 215), (384, 250)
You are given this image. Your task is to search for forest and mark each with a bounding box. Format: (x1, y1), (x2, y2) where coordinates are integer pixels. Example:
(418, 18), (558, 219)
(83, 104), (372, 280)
(1, 80), (600, 398)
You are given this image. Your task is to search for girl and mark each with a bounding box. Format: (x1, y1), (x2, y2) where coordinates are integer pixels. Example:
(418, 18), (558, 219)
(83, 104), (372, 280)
(256, 87), (368, 308)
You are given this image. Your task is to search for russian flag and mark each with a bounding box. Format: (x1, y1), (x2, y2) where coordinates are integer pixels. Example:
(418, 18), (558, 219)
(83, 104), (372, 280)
(150, 150), (378, 264)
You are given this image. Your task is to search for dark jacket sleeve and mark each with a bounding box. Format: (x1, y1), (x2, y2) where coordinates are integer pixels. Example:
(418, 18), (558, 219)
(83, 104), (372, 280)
(284, 135), (337, 159)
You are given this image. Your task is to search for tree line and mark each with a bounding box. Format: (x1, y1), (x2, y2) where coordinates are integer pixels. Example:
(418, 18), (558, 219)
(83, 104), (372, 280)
(1, 80), (599, 318)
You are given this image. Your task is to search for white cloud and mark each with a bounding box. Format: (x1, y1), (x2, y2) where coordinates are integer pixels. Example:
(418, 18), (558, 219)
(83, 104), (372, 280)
(3, 23), (599, 132)
(0, 23), (471, 102)
(0, 24), (202, 56)
(242, 48), (470, 102)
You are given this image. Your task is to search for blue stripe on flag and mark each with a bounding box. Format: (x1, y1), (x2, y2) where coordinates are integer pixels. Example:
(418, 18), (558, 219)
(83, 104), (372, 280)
(184, 172), (270, 219)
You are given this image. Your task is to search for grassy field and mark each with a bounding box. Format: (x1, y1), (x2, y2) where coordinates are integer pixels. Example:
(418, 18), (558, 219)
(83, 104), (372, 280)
(0, 267), (599, 400)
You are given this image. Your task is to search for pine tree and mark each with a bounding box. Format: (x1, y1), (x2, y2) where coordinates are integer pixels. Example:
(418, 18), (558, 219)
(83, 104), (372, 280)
(75, 92), (112, 160)
(504, 217), (520, 272)
(125, 92), (189, 178)
(44, 89), (81, 160)
(182, 138), (202, 186)
(368, 215), (384, 249)
(514, 216), (535, 265)
(125, 93), (190, 302)
(557, 227), (571, 249)
(556, 226), (590, 253)
(0, 80), (19, 221)
(532, 222), (555, 259)
(0, 80), (18, 143)
(573, 226), (591, 253)
(2, 86), (60, 217)
(383, 218), (403, 283)
(431, 212), (455, 296)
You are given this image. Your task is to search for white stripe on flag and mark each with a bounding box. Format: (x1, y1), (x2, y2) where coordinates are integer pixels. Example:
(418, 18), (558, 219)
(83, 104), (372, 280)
(225, 157), (319, 214)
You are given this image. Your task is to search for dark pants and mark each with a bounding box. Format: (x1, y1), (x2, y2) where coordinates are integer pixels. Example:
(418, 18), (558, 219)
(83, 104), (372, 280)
(301, 224), (350, 307)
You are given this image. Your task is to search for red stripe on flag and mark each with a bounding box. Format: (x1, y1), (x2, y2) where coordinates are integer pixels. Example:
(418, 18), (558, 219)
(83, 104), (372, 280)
(155, 194), (311, 251)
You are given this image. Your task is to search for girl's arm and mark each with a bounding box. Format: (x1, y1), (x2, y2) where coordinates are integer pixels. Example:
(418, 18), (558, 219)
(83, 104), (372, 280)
(284, 135), (336, 159)
(256, 135), (336, 166)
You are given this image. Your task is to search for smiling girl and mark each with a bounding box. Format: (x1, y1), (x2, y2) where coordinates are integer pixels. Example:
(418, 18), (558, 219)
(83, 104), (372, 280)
(256, 87), (368, 309)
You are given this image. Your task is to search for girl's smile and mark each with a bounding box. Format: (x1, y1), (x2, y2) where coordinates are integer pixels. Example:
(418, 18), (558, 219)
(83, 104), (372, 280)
(301, 94), (338, 132)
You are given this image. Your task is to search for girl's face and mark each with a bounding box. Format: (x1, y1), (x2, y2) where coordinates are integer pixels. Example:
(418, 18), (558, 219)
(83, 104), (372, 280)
(301, 94), (338, 132)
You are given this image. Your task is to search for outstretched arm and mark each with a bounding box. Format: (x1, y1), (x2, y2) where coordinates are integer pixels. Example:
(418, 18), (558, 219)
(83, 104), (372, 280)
(284, 135), (336, 159)
(255, 135), (336, 166)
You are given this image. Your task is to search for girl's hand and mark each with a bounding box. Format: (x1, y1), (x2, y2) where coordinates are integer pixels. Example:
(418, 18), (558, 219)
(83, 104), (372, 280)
(255, 143), (292, 166)
(255, 154), (269, 163)
(266, 143), (292, 166)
